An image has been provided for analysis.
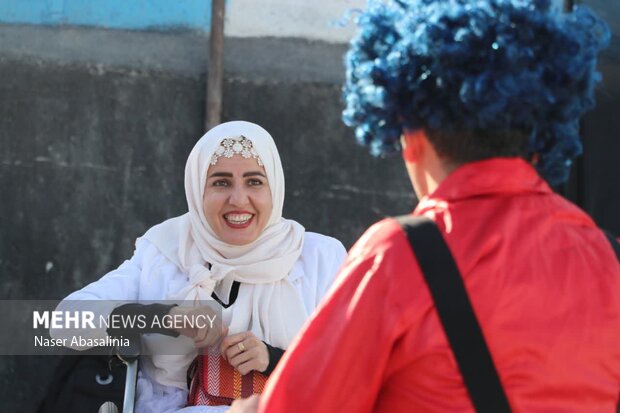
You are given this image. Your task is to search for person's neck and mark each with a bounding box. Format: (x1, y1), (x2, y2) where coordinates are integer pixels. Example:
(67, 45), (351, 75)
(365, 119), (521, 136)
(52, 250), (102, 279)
(417, 157), (457, 198)
(401, 129), (458, 199)
(424, 160), (456, 195)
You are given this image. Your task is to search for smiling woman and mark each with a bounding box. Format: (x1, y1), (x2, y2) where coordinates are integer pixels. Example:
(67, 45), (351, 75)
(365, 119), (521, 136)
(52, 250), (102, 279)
(203, 149), (273, 246)
(52, 121), (347, 412)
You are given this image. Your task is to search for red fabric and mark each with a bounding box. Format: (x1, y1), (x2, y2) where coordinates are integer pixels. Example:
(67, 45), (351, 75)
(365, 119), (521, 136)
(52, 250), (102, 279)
(188, 353), (267, 406)
(260, 158), (620, 413)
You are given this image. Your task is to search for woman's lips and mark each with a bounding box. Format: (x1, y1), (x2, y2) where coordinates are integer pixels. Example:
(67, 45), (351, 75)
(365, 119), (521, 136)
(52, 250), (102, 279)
(223, 212), (254, 229)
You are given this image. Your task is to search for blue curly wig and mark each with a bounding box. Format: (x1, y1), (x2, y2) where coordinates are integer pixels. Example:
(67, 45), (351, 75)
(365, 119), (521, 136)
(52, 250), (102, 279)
(342, 0), (610, 185)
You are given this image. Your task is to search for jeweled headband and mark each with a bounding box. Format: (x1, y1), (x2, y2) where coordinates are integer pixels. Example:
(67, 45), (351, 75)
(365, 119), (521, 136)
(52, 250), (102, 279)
(210, 135), (264, 167)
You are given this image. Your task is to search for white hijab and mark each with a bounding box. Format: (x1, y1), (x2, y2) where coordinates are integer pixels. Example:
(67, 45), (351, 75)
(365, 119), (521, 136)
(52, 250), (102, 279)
(140, 121), (308, 388)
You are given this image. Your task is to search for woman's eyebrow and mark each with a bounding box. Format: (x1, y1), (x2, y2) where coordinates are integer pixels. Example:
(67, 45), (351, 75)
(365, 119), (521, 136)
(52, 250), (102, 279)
(207, 171), (266, 178)
(208, 172), (233, 178)
(243, 171), (266, 177)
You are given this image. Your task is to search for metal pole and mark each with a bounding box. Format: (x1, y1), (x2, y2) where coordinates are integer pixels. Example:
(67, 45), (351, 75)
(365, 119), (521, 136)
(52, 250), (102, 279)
(122, 360), (138, 413)
(206, 0), (225, 131)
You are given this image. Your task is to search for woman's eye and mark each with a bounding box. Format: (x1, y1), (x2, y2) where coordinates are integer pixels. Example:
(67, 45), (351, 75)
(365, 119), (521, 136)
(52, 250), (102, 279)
(212, 180), (229, 187)
(248, 179), (263, 186)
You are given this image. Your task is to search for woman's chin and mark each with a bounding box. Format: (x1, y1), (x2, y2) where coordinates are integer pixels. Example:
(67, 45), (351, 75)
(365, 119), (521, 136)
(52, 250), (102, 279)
(219, 231), (259, 246)
(216, 218), (263, 246)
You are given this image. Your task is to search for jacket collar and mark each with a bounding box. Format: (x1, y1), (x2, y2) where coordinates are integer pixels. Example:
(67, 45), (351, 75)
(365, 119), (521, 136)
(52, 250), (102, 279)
(415, 158), (551, 213)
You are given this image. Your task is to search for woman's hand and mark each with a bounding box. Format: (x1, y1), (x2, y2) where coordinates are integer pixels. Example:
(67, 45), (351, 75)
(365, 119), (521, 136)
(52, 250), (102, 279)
(220, 331), (269, 375)
(228, 394), (260, 413)
(168, 305), (227, 348)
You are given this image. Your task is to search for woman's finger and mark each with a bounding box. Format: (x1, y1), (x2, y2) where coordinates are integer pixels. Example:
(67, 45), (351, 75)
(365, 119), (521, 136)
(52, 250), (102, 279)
(222, 331), (250, 348)
(229, 345), (256, 368)
(237, 358), (260, 376)
(229, 395), (260, 413)
(192, 324), (210, 345)
(225, 337), (251, 361)
(202, 322), (223, 347)
(194, 323), (227, 348)
(221, 332), (252, 358)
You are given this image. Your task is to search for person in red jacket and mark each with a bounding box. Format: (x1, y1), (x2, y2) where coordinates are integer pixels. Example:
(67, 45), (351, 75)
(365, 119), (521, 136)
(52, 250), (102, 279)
(230, 0), (620, 412)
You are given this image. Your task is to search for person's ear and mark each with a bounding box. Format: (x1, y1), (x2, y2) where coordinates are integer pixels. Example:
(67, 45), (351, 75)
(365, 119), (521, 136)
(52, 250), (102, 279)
(401, 129), (425, 163)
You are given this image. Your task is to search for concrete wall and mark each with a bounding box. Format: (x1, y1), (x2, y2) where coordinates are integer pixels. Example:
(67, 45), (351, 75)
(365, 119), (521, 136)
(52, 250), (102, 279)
(225, 0), (365, 41)
(0, 0), (572, 42)
(0, 3), (382, 410)
(0, 23), (414, 411)
(0, 0), (367, 42)
(0, 0), (217, 30)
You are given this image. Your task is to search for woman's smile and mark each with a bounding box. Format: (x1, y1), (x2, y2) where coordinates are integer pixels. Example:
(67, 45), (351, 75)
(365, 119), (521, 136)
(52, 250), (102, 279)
(223, 211), (255, 228)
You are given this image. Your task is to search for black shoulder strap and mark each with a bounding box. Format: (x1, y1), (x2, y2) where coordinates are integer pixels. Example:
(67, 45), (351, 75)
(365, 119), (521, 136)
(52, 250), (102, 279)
(396, 215), (511, 413)
(603, 231), (620, 262)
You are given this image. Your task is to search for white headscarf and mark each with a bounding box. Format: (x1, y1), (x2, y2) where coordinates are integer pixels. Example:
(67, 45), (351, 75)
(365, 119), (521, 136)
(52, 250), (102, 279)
(140, 121), (309, 388)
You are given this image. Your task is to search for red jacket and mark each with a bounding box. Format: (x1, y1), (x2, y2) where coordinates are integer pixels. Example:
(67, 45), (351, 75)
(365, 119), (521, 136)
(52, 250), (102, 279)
(260, 158), (620, 412)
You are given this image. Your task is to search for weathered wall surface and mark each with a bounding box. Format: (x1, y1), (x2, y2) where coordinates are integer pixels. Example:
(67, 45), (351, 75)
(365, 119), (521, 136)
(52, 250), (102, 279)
(0, 3), (382, 410)
(0, 0), (572, 41)
(0, 24), (413, 411)
(0, 0), (367, 42)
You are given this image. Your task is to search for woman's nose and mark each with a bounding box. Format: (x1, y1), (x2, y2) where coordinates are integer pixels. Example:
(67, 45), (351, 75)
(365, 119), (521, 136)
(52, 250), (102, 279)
(228, 186), (249, 206)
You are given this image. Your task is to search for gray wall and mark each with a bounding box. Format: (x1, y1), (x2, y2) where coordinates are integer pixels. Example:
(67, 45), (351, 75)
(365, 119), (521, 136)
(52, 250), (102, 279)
(0, 24), (414, 411)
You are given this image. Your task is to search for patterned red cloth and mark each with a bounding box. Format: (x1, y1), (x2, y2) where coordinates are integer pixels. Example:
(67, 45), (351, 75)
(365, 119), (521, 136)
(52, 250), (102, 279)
(188, 348), (267, 406)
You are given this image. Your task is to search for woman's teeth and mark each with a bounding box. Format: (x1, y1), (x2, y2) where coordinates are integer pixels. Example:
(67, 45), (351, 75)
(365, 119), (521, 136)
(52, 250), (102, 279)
(224, 214), (253, 224)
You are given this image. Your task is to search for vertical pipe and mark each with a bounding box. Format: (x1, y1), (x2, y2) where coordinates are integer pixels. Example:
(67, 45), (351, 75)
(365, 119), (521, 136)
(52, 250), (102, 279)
(206, 0), (225, 131)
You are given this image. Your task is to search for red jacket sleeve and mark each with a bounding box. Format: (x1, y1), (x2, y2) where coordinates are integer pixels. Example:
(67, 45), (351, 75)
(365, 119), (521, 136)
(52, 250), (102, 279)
(259, 220), (414, 413)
